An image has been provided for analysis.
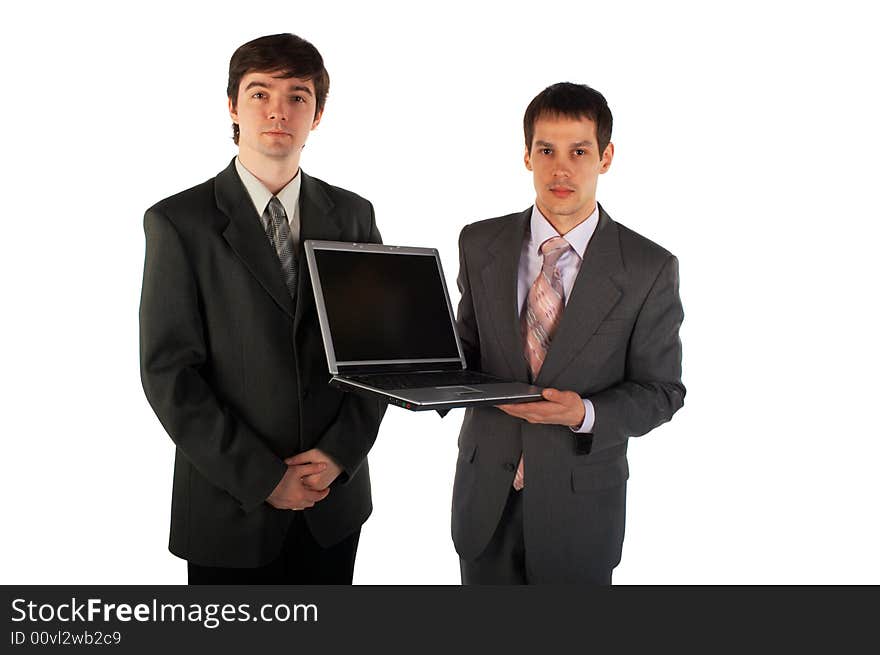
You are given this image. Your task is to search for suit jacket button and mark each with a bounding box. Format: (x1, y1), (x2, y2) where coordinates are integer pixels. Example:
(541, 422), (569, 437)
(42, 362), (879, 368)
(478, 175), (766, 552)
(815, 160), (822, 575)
(504, 462), (515, 472)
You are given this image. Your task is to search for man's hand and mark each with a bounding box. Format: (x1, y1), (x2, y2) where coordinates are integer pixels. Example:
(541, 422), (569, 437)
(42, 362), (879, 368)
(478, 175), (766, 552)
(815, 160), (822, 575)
(496, 388), (586, 428)
(285, 449), (343, 492)
(266, 462), (330, 510)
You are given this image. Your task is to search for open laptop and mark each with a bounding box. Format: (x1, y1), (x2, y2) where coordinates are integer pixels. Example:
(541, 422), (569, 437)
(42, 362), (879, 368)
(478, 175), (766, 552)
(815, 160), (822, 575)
(304, 240), (543, 411)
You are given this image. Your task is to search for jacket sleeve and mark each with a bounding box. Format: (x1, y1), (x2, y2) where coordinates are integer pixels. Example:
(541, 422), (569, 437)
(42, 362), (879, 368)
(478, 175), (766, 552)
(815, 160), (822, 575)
(587, 254), (686, 454)
(139, 209), (286, 511)
(455, 224), (481, 370)
(315, 202), (388, 482)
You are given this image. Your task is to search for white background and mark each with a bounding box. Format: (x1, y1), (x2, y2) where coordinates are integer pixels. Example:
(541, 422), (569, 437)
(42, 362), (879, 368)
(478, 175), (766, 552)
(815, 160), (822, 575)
(1, 0), (878, 585)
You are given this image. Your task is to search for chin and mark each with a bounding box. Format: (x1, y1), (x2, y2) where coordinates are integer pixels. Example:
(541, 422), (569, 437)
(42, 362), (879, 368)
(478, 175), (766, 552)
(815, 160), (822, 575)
(542, 200), (574, 215)
(260, 146), (296, 158)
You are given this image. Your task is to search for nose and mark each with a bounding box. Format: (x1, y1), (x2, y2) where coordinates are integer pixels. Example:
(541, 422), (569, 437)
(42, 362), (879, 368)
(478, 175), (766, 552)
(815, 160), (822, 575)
(267, 97), (287, 122)
(552, 157), (570, 178)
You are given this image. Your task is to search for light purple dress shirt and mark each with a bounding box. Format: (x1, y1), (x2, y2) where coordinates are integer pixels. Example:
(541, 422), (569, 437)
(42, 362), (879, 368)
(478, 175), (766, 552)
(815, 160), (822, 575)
(517, 204), (600, 433)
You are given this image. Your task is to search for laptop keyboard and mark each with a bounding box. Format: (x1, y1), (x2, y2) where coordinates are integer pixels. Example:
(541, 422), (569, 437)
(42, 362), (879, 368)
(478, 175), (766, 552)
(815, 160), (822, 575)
(347, 370), (501, 390)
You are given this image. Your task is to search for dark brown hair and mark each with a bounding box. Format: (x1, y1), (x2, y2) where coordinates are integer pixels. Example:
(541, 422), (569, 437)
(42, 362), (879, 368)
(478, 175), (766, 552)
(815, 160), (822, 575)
(227, 33), (330, 144)
(523, 83), (613, 155)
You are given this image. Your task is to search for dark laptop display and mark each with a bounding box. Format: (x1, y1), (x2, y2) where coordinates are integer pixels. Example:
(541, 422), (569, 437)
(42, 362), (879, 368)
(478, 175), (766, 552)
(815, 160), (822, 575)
(313, 249), (459, 364)
(305, 240), (542, 411)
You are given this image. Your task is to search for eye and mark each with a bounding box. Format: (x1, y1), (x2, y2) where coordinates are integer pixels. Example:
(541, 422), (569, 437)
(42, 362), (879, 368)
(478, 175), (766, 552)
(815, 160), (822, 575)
(574, 149), (586, 156)
(541, 148), (553, 155)
(252, 92), (266, 100)
(290, 95), (306, 103)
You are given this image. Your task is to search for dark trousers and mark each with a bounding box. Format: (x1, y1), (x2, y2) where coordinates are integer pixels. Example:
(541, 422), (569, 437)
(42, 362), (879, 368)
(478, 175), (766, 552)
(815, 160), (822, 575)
(460, 489), (612, 585)
(188, 511), (360, 585)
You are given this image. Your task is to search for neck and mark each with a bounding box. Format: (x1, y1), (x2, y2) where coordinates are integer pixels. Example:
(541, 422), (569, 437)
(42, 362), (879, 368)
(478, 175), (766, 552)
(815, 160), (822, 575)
(237, 148), (301, 195)
(537, 200), (597, 236)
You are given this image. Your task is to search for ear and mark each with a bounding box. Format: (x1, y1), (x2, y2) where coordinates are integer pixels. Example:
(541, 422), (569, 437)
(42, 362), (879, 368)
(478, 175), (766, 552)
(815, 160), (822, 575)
(599, 142), (614, 173)
(228, 97), (238, 124)
(524, 147), (533, 171)
(311, 108), (323, 131)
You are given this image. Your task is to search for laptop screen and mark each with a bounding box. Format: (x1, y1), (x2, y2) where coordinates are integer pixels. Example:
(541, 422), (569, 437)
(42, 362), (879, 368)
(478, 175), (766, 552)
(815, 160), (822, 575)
(309, 245), (463, 370)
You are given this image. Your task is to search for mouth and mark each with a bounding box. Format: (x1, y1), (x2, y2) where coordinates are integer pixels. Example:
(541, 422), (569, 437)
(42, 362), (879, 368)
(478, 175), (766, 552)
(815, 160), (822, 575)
(263, 130), (292, 137)
(549, 186), (575, 199)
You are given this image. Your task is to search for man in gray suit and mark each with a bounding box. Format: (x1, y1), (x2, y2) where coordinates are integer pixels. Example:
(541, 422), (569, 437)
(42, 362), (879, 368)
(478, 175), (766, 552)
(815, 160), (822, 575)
(453, 83), (685, 584)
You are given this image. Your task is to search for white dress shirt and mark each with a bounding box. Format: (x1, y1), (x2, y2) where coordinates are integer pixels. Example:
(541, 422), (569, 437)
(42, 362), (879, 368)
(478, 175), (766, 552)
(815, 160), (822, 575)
(517, 204), (600, 433)
(235, 157), (303, 251)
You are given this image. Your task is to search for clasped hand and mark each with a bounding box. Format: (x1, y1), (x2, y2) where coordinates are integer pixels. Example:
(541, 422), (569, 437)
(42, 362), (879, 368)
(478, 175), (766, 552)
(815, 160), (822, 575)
(266, 448), (343, 511)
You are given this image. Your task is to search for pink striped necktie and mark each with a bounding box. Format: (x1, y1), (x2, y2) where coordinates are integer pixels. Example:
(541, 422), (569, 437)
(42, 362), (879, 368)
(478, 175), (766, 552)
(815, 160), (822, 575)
(514, 236), (571, 491)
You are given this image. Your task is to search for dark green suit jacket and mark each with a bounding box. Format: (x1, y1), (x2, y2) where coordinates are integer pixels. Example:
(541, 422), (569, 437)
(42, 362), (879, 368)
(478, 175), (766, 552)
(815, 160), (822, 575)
(140, 159), (386, 567)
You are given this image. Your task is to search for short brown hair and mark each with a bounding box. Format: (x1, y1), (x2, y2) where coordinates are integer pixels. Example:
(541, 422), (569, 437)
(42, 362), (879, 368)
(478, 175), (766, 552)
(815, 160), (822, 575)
(227, 33), (330, 144)
(523, 83), (613, 155)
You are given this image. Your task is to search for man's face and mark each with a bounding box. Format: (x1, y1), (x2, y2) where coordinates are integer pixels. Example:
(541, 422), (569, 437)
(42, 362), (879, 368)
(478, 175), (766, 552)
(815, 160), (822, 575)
(228, 71), (322, 163)
(524, 114), (613, 232)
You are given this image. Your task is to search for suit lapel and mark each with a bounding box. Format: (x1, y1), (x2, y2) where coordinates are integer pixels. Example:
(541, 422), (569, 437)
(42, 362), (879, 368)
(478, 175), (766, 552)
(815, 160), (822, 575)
(293, 171), (343, 334)
(217, 160), (296, 319)
(536, 207), (625, 387)
(480, 209), (531, 381)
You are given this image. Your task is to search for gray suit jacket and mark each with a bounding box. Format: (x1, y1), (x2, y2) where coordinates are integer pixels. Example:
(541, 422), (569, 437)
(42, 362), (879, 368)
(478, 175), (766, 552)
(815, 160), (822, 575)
(452, 205), (684, 581)
(140, 159), (386, 567)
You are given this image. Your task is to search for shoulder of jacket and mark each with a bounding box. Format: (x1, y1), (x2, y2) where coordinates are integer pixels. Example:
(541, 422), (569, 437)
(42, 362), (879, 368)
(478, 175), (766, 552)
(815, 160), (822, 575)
(613, 218), (676, 264)
(144, 176), (218, 233)
(306, 174), (373, 210)
(460, 211), (524, 244)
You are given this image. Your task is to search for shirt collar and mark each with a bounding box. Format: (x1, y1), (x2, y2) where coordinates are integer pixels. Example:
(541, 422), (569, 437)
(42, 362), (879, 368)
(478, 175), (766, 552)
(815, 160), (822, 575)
(234, 156), (302, 219)
(528, 203), (600, 259)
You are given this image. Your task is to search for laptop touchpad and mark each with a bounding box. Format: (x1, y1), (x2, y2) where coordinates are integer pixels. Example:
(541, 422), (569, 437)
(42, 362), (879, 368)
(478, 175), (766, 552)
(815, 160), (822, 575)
(437, 385), (481, 394)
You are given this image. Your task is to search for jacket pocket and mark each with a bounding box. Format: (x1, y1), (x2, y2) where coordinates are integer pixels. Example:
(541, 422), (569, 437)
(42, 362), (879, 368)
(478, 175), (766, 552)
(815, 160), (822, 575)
(459, 443), (477, 464)
(571, 457), (629, 493)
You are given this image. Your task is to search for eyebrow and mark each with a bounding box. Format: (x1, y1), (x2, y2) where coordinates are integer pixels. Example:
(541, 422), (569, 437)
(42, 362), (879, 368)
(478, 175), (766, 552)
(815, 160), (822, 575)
(286, 84), (313, 96)
(535, 140), (594, 148)
(243, 80), (314, 95)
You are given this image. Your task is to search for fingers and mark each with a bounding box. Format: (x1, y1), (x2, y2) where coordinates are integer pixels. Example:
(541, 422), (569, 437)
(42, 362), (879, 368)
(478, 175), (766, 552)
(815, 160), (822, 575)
(268, 467), (331, 510)
(285, 450), (316, 466)
(496, 404), (531, 418)
(301, 486), (329, 503)
(543, 388), (580, 409)
(541, 388), (574, 404)
(497, 390), (581, 425)
(302, 473), (329, 491)
(498, 401), (550, 420)
(497, 402), (564, 424)
(290, 461), (327, 477)
(285, 448), (331, 466)
(281, 486), (329, 510)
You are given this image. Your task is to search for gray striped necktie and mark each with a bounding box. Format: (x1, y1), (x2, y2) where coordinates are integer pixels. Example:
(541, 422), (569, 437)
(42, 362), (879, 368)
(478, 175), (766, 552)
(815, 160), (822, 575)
(261, 196), (297, 297)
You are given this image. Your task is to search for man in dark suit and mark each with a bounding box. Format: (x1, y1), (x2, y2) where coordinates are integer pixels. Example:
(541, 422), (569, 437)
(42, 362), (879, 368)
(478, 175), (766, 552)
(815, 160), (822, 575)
(453, 83), (685, 584)
(139, 33), (385, 584)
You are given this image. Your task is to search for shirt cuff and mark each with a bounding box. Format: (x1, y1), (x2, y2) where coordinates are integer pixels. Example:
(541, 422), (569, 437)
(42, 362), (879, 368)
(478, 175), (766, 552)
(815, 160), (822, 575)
(570, 398), (595, 433)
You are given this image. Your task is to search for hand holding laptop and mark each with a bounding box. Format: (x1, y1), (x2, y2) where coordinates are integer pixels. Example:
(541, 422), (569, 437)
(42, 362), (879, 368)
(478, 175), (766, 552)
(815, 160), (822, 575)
(496, 388), (586, 428)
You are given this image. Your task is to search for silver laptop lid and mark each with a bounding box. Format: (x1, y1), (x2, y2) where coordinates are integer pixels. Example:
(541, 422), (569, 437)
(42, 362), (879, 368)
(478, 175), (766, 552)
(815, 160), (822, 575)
(304, 240), (466, 374)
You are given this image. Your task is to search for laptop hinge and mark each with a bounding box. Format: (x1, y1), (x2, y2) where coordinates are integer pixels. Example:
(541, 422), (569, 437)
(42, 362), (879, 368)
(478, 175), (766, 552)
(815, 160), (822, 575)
(336, 361), (464, 376)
